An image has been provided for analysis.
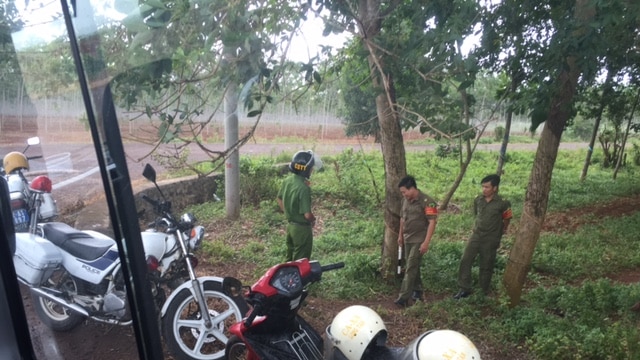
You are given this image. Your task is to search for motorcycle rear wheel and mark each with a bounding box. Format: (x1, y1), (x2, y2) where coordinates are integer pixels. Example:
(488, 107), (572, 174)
(162, 281), (243, 360)
(224, 336), (247, 360)
(31, 270), (86, 332)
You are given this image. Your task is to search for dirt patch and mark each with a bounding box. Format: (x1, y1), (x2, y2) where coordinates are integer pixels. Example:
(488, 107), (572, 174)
(541, 193), (640, 234)
(540, 194), (640, 285)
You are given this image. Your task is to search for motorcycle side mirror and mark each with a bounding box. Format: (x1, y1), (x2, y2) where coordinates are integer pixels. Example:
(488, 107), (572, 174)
(222, 277), (250, 315)
(142, 164), (156, 183)
(27, 137), (40, 146)
(23, 136), (40, 153)
(222, 277), (244, 297)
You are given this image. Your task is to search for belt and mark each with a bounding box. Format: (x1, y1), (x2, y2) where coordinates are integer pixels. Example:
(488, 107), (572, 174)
(288, 221), (311, 226)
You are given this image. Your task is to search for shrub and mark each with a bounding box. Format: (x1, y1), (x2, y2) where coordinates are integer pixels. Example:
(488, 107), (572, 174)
(494, 125), (505, 141)
(238, 156), (281, 206)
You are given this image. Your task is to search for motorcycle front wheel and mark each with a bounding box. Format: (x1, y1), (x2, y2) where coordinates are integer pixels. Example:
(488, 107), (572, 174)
(162, 281), (243, 360)
(31, 270), (86, 332)
(224, 336), (248, 360)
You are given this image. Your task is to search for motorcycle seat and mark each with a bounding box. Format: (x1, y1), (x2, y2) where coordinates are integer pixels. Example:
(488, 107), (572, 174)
(40, 222), (116, 261)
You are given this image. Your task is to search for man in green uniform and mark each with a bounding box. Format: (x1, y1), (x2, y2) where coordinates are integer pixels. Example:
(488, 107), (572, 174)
(277, 150), (322, 262)
(454, 174), (512, 299)
(395, 176), (438, 307)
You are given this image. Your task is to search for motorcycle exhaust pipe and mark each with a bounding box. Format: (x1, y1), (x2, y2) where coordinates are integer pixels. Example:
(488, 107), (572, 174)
(30, 287), (90, 317)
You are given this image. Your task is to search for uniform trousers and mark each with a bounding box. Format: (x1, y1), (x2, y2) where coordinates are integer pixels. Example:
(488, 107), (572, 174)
(457, 236), (500, 294)
(286, 223), (313, 261)
(398, 241), (424, 301)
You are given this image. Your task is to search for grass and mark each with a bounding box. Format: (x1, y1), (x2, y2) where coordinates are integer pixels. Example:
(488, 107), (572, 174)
(186, 147), (640, 360)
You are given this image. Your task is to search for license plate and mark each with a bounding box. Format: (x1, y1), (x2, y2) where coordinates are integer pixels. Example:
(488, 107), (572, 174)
(12, 209), (30, 230)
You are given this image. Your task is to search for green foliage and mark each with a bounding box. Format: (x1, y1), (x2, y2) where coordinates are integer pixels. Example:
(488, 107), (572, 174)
(435, 144), (460, 158)
(496, 280), (640, 359)
(533, 213), (640, 281)
(565, 114), (595, 141)
(494, 126), (505, 142)
(330, 0), (481, 142)
(334, 42), (379, 139)
(238, 156), (281, 207)
(633, 142), (640, 166)
(313, 149), (384, 209)
(422, 240), (465, 292)
(200, 240), (235, 262)
(184, 200), (225, 221)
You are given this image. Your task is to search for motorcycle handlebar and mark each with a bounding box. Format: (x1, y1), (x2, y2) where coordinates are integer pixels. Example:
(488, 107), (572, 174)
(244, 304), (261, 327)
(321, 262), (345, 272)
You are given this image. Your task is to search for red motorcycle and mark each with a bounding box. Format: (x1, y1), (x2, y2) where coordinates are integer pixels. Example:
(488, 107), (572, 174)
(222, 258), (482, 360)
(222, 259), (343, 360)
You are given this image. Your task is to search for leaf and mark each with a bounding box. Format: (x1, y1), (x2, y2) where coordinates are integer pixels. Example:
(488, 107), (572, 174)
(130, 31), (155, 48)
(144, 0), (166, 9)
(313, 71), (322, 84)
(121, 13), (149, 33)
(457, 80), (473, 91)
(247, 110), (262, 117)
(240, 74), (260, 105)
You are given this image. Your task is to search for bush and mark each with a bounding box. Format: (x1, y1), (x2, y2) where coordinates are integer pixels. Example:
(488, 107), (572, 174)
(494, 126), (505, 141)
(238, 157), (281, 206)
(632, 142), (640, 166)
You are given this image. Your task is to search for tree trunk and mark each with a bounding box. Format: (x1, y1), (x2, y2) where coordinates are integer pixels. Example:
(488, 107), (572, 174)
(613, 87), (640, 179)
(438, 85), (477, 211)
(376, 92), (406, 279)
(438, 139), (472, 211)
(503, 119), (562, 306)
(359, 0), (407, 280)
(224, 79), (240, 220)
(503, 95), (574, 306)
(497, 76), (518, 176)
(503, 0), (593, 307)
(580, 73), (613, 181)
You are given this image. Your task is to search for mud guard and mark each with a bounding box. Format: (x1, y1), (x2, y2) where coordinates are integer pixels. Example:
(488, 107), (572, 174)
(160, 276), (249, 316)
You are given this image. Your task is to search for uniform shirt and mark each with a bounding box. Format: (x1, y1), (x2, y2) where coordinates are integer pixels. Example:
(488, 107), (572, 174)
(401, 190), (438, 244)
(277, 173), (311, 224)
(472, 193), (512, 240)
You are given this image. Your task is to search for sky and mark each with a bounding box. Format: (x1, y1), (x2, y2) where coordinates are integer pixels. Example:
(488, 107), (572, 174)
(288, 15), (350, 62)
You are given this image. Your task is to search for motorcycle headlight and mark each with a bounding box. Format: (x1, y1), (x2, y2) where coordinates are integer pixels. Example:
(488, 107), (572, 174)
(189, 226), (205, 250)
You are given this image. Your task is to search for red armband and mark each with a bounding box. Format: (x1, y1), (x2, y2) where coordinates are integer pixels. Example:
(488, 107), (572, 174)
(502, 208), (513, 220)
(425, 203), (438, 216)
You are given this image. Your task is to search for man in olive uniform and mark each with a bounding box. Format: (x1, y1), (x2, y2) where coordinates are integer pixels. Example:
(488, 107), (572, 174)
(277, 150), (321, 262)
(454, 174), (512, 299)
(395, 175), (438, 307)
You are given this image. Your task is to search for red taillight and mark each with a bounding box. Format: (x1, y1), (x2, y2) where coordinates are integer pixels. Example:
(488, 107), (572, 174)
(30, 175), (53, 193)
(146, 256), (160, 272)
(10, 199), (27, 210)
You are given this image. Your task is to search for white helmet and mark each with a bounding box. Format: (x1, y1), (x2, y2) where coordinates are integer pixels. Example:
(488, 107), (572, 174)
(411, 329), (481, 360)
(325, 305), (387, 360)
